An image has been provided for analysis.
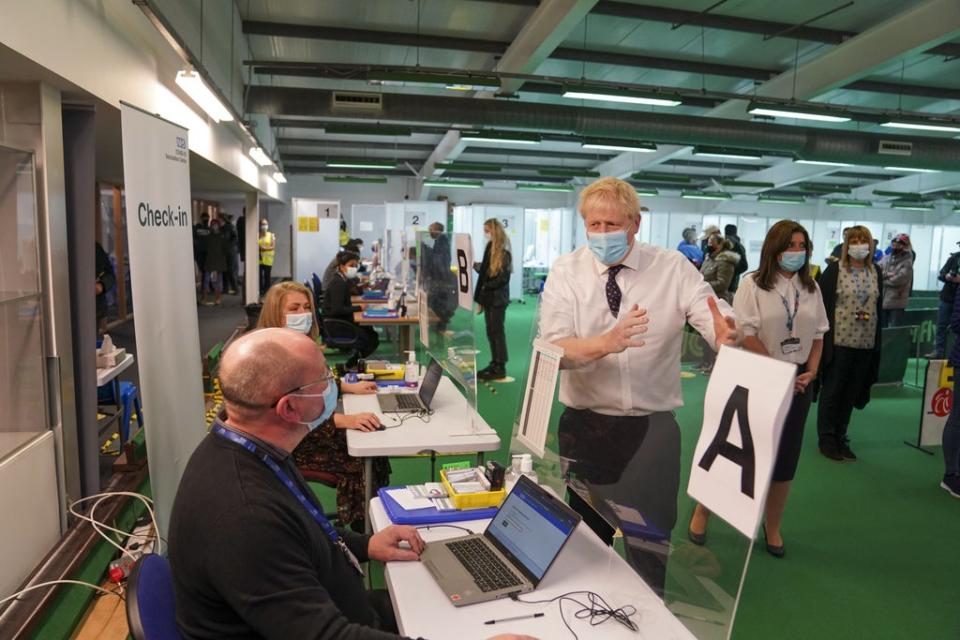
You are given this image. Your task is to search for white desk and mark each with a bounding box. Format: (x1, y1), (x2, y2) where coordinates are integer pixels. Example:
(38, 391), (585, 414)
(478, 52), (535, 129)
(343, 376), (500, 532)
(370, 498), (696, 640)
(96, 353), (136, 445)
(96, 353), (134, 387)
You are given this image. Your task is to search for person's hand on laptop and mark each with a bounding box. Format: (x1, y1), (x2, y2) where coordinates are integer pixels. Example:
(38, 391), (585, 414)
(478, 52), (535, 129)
(368, 525), (425, 561)
(335, 412), (381, 431)
(341, 380), (378, 395)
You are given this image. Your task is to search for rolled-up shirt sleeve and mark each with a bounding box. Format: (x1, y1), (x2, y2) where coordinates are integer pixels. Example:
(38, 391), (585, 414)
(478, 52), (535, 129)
(683, 259), (735, 346)
(732, 275), (761, 338)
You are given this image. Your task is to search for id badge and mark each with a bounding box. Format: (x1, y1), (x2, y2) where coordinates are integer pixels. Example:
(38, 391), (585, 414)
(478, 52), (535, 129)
(338, 540), (365, 577)
(781, 337), (801, 355)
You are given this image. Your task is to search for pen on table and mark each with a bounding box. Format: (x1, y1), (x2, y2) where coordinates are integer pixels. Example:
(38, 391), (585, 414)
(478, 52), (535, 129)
(484, 613), (544, 625)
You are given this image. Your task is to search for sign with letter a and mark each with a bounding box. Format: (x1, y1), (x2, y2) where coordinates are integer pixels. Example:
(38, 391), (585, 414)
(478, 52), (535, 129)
(687, 346), (795, 538)
(454, 233), (474, 311)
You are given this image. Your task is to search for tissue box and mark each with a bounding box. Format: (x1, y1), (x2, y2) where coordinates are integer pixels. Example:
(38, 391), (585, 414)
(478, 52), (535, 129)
(97, 348), (126, 368)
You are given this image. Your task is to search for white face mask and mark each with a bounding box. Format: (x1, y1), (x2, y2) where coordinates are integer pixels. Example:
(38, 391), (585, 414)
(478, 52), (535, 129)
(345, 266), (358, 279)
(285, 312), (313, 335)
(848, 244), (871, 260)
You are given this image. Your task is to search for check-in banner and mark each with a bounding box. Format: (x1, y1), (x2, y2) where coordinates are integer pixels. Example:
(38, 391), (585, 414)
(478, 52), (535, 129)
(120, 104), (205, 537)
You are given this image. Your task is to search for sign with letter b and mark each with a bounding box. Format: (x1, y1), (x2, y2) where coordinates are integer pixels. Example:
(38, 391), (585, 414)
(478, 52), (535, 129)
(455, 233), (474, 311)
(687, 346), (795, 538)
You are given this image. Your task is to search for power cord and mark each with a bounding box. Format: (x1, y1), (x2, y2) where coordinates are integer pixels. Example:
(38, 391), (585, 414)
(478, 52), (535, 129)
(385, 408), (434, 427)
(415, 524), (475, 536)
(0, 579), (124, 610)
(68, 491), (163, 560)
(510, 590), (639, 640)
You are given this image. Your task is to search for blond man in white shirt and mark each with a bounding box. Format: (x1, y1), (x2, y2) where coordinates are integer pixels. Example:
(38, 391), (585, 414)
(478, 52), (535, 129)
(539, 177), (739, 595)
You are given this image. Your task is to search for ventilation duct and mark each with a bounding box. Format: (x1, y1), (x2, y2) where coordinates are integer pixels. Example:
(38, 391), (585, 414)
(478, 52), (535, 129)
(246, 86), (960, 171)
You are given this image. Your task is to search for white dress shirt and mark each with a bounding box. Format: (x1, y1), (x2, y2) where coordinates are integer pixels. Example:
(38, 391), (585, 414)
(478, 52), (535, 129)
(539, 243), (735, 416)
(732, 272), (829, 365)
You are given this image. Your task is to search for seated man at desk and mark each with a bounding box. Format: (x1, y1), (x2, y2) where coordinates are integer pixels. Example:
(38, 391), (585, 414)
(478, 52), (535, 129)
(169, 328), (534, 640)
(323, 251), (379, 359)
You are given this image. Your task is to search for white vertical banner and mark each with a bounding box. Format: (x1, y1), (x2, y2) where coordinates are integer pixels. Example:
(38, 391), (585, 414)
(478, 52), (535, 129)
(454, 233), (474, 311)
(919, 359), (953, 447)
(120, 104), (205, 537)
(687, 346), (795, 538)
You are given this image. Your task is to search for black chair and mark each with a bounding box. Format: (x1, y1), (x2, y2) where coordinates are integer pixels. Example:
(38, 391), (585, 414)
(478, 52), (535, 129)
(311, 272), (324, 309)
(322, 318), (365, 365)
(126, 554), (181, 640)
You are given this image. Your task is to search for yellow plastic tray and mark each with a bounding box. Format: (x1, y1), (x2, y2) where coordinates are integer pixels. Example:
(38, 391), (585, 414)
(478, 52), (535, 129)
(440, 468), (506, 510)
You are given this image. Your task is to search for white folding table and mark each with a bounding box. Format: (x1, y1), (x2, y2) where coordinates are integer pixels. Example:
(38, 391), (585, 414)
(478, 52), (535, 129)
(369, 497), (696, 640)
(343, 376), (501, 532)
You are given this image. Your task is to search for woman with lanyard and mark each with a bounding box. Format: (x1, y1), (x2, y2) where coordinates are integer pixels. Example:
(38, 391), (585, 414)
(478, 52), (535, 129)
(257, 281), (388, 531)
(688, 220), (828, 558)
(815, 226), (883, 462)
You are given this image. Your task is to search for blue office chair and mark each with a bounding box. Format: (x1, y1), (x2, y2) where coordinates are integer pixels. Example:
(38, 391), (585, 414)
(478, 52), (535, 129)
(97, 381), (144, 443)
(322, 318), (365, 364)
(125, 554), (181, 640)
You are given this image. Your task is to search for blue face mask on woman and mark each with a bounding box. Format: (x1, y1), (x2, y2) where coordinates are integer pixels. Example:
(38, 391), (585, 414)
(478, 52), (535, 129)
(778, 251), (807, 273)
(293, 379), (338, 432)
(587, 230), (630, 265)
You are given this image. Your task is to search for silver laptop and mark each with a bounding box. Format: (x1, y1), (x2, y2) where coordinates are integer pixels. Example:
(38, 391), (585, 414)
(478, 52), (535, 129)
(377, 358), (443, 413)
(421, 475), (581, 606)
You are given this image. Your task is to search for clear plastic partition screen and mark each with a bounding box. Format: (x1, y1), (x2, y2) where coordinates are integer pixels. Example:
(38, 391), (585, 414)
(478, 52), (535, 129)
(0, 146), (48, 459)
(416, 231), (478, 425)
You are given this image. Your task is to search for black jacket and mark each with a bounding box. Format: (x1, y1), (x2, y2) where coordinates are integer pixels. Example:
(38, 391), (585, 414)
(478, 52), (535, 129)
(726, 234), (748, 291)
(95, 243), (115, 321)
(938, 252), (960, 304)
(473, 244), (512, 308)
(323, 272), (361, 321)
(816, 261), (883, 408)
(169, 426), (411, 639)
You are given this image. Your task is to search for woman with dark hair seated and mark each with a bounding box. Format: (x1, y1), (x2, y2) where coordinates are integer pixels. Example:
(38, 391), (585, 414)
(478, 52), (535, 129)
(322, 251), (380, 361)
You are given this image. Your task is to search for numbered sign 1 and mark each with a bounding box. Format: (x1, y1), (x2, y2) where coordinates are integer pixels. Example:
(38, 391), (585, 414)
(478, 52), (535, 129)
(454, 233), (474, 311)
(687, 346), (795, 538)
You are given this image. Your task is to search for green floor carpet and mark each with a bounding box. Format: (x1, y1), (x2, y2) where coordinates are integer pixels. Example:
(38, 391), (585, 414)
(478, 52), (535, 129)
(316, 297), (959, 640)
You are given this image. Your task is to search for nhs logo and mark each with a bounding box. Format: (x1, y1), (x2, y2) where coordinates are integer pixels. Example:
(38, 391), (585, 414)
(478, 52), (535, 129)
(176, 136), (187, 150)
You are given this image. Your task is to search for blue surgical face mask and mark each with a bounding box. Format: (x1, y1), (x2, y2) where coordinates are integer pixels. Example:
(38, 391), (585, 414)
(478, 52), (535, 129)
(285, 312), (313, 335)
(587, 230), (630, 265)
(778, 251), (807, 273)
(293, 379), (338, 432)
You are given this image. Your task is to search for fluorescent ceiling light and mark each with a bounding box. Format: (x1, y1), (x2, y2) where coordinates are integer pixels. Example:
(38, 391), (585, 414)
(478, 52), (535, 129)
(327, 160), (396, 169)
(883, 166), (940, 174)
(272, 172), (287, 184)
(423, 179), (483, 188)
(800, 183), (850, 194)
(872, 190), (923, 199)
(748, 105), (850, 123)
(460, 131), (540, 145)
(324, 176), (388, 184)
(681, 190), (732, 200)
(323, 123), (412, 136)
(516, 183), (575, 192)
(175, 69), (233, 123)
(891, 200), (934, 211)
(434, 162), (502, 172)
(631, 172), (691, 183)
(826, 199), (871, 208)
(446, 83), (500, 92)
(719, 180), (776, 189)
(582, 141), (657, 153)
(794, 159), (852, 167)
(635, 188), (659, 196)
(881, 120), (960, 133)
(562, 90), (681, 107)
(538, 168), (600, 178)
(249, 147), (272, 167)
(759, 195), (806, 204)
(692, 147), (762, 161)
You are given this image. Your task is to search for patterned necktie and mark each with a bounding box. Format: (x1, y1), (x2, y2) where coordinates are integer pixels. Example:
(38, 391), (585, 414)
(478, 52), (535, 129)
(605, 265), (626, 317)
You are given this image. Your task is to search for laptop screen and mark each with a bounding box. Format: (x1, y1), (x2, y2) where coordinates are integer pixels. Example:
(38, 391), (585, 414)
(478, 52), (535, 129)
(417, 359), (443, 408)
(485, 476), (580, 584)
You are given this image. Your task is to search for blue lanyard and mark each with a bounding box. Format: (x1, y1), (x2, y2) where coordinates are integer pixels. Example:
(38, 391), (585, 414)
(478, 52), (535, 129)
(779, 285), (800, 334)
(212, 423), (363, 575)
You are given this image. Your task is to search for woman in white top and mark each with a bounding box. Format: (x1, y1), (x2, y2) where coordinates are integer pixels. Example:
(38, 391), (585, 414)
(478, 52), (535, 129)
(688, 220), (829, 558)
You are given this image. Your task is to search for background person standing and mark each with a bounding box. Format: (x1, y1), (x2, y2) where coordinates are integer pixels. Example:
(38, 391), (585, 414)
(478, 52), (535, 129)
(931, 242), (960, 359)
(879, 233), (914, 328)
(258, 218), (276, 297)
(474, 218), (512, 381)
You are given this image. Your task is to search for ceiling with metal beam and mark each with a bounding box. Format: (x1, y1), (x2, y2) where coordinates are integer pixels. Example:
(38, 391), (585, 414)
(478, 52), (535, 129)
(223, 0), (960, 207)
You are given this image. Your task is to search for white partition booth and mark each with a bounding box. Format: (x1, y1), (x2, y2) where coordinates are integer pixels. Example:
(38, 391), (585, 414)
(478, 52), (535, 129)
(292, 197), (341, 283)
(453, 205), (525, 301)
(350, 203), (387, 249)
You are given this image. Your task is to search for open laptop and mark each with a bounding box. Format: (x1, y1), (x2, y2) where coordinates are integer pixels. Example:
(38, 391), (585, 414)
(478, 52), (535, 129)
(421, 475), (581, 606)
(377, 358), (443, 413)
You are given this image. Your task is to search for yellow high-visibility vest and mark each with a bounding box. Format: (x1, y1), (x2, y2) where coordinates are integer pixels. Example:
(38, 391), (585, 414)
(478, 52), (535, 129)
(258, 232), (275, 266)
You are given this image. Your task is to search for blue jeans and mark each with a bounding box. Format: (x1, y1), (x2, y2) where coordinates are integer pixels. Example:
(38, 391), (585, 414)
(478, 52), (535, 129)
(934, 300), (951, 357)
(945, 376), (960, 477)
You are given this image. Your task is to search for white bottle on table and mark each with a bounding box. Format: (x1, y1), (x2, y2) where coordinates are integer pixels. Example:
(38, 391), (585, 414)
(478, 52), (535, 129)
(404, 351), (418, 388)
(504, 455), (523, 492)
(519, 454), (539, 485)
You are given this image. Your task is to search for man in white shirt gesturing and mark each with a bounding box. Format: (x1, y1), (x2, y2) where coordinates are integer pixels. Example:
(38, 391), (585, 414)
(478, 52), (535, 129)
(539, 177), (739, 596)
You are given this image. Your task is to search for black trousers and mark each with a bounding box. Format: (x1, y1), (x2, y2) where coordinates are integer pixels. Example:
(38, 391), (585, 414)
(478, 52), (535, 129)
(259, 264), (272, 295)
(558, 408), (680, 597)
(773, 377), (813, 482)
(356, 325), (380, 358)
(817, 345), (873, 446)
(483, 304), (508, 366)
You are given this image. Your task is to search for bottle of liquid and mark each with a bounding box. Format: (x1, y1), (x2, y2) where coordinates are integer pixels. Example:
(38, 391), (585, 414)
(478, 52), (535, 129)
(504, 454), (523, 492)
(519, 454), (539, 485)
(404, 351), (419, 388)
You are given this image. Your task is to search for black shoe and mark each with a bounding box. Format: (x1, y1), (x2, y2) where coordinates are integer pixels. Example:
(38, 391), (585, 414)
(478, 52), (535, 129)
(941, 474), (960, 498)
(819, 442), (844, 462)
(839, 441), (857, 461)
(478, 365), (506, 381)
(688, 527), (707, 546)
(763, 525), (785, 558)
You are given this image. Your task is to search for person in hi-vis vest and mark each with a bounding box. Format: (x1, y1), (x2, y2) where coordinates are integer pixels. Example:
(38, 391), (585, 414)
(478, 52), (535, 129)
(258, 218), (276, 296)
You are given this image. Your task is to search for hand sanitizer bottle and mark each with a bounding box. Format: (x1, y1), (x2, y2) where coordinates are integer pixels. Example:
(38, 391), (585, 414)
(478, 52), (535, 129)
(519, 454), (539, 485)
(504, 455), (523, 492)
(404, 351), (418, 388)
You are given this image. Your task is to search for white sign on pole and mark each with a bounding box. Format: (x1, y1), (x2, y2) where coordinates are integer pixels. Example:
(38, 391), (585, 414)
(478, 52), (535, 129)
(919, 359), (953, 447)
(120, 104), (205, 537)
(687, 346), (795, 538)
(454, 233), (474, 311)
(515, 339), (563, 457)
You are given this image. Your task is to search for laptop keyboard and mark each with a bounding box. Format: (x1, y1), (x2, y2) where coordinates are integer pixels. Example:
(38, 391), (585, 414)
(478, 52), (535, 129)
(446, 538), (523, 592)
(394, 394), (422, 410)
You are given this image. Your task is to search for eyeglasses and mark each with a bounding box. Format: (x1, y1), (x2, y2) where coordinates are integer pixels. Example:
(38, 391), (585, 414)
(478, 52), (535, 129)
(269, 373), (335, 408)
